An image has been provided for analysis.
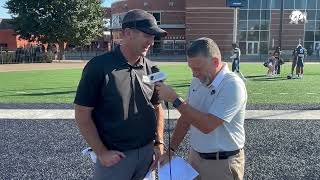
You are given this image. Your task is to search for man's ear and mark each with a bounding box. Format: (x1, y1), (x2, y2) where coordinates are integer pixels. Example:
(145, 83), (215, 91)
(123, 28), (132, 38)
(212, 57), (219, 67)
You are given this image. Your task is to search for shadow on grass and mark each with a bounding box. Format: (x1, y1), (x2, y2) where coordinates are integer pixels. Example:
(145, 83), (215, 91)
(245, 75), (268, 79)
(0, 90), (75, 97)
(0, 87), (77, 93)
(250, 76), (288, 81)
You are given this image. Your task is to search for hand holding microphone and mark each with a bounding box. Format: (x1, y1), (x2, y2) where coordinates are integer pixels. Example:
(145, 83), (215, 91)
(146, 71), (178, 103)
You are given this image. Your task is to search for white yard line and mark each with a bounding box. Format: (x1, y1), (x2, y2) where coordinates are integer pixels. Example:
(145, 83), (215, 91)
(1, 109), (320, 120)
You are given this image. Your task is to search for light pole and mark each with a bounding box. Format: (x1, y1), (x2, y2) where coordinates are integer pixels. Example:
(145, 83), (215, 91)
(279, 0), (284, 51)
(233, 7), (239, 43)
(226, 0), (243, 43)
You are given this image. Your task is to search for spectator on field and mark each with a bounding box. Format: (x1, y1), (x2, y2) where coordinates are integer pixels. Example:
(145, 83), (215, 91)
(265, 55), (276, 77)
(315, 44), (320, 58)
(273, 51), (283, 75)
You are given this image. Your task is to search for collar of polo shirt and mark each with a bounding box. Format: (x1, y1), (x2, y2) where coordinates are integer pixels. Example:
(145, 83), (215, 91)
(114, 45), (145, 69)
(208, 63), (229, 89)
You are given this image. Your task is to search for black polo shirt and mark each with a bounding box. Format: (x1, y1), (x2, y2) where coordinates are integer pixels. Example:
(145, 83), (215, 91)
(74, 46), (161, 151)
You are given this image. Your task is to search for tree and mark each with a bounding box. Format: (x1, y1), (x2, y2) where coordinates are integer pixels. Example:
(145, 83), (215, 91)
(6, 0), (104, 60)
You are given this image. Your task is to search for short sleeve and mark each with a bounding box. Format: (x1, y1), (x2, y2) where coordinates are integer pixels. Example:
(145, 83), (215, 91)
(74, 59), (104, 107)
(208, 79), (246, 123)
(187, 78), (197, 101)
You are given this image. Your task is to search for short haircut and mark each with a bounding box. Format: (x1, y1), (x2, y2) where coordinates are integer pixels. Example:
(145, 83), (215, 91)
(187, 37), (221, 60)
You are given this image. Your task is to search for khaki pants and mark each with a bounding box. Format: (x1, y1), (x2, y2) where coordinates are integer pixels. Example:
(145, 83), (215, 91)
(188, 148), (245, 180)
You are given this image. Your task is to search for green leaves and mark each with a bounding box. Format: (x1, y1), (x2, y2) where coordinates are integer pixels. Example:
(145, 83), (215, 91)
(6, 0), (104, 46)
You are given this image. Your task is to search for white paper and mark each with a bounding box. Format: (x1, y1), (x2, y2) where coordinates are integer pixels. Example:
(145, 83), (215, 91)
(143, 170), (156, 180)
(82, 147), (97, 163)
(158, 157), (198, 180)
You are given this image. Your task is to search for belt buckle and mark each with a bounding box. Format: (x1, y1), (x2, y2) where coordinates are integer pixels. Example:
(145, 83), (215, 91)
(216, 152), (220, 160)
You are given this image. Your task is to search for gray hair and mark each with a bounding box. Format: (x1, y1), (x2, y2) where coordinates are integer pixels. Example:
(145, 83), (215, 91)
(187, 37), (221, 60)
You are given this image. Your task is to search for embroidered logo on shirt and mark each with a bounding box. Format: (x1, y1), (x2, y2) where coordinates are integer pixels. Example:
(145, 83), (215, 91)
(211, 89), (216, 95)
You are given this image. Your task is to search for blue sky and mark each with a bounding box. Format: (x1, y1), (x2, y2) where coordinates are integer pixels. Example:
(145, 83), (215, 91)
(0, 0), (113, 19)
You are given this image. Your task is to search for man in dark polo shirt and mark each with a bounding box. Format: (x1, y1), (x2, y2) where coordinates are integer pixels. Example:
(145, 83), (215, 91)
(74, 9), (167, 180)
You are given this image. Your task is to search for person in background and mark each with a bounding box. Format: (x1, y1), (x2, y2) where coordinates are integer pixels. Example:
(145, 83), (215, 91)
(273, 47), (283, 75)
(287, 48), (298, 79)
(295, 43), (306, 78)
(230, 43), (246, 82)
(265, 55), (276, 77)
(315, 44), (320, 58)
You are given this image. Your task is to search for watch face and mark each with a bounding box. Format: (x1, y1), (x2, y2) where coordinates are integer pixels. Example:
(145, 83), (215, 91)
(173, 97), (183, 108)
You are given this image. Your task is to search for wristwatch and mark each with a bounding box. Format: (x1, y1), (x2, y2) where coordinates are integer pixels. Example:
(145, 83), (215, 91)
(172, 97), (184, 109)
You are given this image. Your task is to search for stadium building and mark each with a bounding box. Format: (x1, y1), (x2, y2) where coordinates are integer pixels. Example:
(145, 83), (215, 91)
(110, 0), (320, 57)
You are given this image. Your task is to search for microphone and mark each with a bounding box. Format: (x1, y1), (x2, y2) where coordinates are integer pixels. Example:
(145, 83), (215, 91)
(151, 66), (172, 180)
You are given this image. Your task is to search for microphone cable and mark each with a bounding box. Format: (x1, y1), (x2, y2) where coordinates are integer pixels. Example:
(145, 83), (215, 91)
(165, 101), (172, 180)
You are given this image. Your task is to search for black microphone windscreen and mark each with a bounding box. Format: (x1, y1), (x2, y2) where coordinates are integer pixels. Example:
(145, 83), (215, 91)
(151, 66), (160, 73)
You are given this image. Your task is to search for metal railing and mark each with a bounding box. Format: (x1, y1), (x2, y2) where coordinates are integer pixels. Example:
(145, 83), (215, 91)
(0, 47), (54, 64)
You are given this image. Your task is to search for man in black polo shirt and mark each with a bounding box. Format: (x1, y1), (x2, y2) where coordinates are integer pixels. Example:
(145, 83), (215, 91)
(74, 9), (167, 180)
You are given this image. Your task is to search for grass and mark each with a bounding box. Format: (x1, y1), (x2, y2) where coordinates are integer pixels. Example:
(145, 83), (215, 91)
(0, 63), (320, 104)
(0, 69), (81, 103)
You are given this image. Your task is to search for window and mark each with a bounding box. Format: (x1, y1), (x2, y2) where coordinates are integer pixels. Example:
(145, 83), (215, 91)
(241, 0), (248, 9)
(261, 10), (270, 20)
(305, 21), (316, 31)
(248, 31), (259, 41)
(248, 21), (260, 30)
(103, 18), (110, 28)
(249, 0), (261, 9)
(260, 42), (268, 54)
(307, 10), (316, 20)
(163, 40), (174, 50)
(305, 31), (315, 41)
(152, 41), (161, 54)
(239, 42), (246, 55)
(260, 21), (269, 30)
(260, 31), (269, 41)
(174, 40), (186, 50)
(239, 10), (247, 20)
(239, 21), (247, 30)
(304, 42), (313, 52)
(248, 10), (260, 20)
(307, 0), (317, 9)
(151, 12), (161, 25)
(111, 13), (125, 28)
(237, 3), (271, 47)
(239, 31), (247, 41)
(284, 0), (294, 9)
(315, 31), (320, 41)
(316, 21), (320, 31)
(295, 0), (306, 9)
(272, 0), (281, 9)
(261, 0), (271, 9)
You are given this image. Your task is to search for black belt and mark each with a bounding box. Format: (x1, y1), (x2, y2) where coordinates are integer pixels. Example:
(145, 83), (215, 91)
(197, 149), (241, 160)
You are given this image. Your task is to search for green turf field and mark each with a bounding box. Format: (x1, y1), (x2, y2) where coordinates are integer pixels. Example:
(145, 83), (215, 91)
(0, 63), (319, 104)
